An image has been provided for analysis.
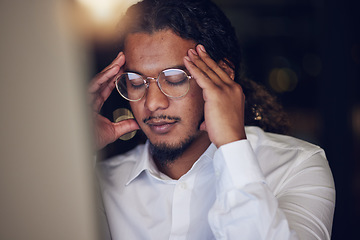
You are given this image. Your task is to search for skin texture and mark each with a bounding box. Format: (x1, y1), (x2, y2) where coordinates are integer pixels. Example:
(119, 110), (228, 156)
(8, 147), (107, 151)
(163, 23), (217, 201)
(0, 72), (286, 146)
(90, 30), (246, 179)
(124, 31), (205, 147)
(88, 52), (140, 150)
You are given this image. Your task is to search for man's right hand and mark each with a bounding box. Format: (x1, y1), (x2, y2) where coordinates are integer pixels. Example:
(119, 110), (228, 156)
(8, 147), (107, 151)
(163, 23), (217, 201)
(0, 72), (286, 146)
(88, 52), (140, 150)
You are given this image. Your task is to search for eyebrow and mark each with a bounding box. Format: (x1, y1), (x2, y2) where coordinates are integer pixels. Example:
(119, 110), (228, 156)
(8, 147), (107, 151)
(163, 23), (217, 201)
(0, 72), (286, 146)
(125, 65), (188, 76)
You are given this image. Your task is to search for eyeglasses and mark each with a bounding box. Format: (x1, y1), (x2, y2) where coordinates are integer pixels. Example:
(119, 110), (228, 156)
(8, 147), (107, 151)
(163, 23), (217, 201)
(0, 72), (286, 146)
(115, 68), (192, 101)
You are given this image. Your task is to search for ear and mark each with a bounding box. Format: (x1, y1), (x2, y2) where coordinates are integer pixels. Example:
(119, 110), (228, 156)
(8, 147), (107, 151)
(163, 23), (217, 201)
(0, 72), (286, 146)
(218, 59), (235, 80)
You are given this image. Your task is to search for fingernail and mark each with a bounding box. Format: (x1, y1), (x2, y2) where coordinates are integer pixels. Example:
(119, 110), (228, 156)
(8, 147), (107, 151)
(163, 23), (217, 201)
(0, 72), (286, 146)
(184, 56), (191, 62)
(199, 45), (206, 52)
(110, 64), (119, 70)
(190, 49), (198, 56)
(117, 52), (124, 57)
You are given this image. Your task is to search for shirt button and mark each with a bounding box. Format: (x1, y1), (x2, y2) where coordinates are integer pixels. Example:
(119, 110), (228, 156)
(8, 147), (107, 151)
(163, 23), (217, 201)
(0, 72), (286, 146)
(179, 182), (187, 189)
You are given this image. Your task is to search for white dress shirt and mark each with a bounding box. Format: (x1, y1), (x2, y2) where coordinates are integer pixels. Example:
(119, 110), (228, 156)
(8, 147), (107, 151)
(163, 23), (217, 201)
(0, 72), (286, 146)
(97, 126), (335, 240)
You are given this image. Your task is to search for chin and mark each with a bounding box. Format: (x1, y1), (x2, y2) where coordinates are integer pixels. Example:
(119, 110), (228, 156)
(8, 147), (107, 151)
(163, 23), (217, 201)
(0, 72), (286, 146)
(149, 133), (198, 166)
(148, 136), (187, 149)
(147, 127), (198, 145)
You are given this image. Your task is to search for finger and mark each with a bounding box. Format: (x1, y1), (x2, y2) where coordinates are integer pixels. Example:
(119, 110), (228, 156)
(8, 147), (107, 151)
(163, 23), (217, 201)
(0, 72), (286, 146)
(199, 121), (207, 132)
(184, 55), (214, 90)
(91, 65), (119, 93)
(88, 53), (124, 93)
(89, 66), (120, 111)
(113, 119), (140, 139)
(89, 53), (126, 112)
(196, 45), (234, 85)
(101, 51), (124, 73)
(187, 48), (224, 87)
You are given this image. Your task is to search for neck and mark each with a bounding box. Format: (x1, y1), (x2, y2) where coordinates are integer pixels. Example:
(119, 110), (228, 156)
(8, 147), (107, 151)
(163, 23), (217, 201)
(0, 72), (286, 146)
(154, 132), (211, 180)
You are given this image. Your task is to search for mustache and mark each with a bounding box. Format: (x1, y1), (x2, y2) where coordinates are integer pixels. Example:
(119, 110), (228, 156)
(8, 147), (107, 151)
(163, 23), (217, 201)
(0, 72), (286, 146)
(143, 115), (181, 124)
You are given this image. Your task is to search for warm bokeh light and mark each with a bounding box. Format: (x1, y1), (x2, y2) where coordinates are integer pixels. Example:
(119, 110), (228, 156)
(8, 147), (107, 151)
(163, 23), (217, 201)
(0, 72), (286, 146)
(69, 0), (139, 42)
(77, 0), (120, 23)
(268, 67), (298, 93)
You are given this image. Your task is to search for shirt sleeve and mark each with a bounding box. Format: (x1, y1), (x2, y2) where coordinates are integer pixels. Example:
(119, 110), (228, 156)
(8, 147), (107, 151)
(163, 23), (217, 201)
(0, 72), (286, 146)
(208, 140), (335, 240)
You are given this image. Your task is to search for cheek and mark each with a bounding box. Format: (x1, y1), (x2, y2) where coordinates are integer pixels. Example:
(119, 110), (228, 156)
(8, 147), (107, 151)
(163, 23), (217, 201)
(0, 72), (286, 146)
(188, 85), (204, 110)
(186, 90), (205, 120)
(129, 102), (144, 123)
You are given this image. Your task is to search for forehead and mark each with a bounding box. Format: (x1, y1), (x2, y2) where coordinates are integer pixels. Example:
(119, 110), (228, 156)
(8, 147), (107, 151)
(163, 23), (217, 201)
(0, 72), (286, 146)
(123, 30), (196, 74)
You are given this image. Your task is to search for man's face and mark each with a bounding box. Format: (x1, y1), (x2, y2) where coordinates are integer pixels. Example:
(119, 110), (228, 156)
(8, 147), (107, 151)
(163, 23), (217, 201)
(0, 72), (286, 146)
(124, 30), (206, 150)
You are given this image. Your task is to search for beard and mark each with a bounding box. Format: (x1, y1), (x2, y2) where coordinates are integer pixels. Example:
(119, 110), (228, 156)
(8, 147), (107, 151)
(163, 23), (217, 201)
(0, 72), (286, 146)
(148, 115), (204, 168)
(149, 134), (197, 168)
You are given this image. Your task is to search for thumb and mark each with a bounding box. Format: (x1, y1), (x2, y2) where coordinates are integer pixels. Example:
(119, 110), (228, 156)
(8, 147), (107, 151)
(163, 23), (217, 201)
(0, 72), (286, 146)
(113, 119), (140, 139)
(199, 121), (207, 132)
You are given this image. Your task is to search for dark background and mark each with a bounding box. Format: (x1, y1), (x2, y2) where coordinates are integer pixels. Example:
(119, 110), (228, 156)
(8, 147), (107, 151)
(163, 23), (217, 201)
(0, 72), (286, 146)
(93, 0), (359, 239)
(214, 2), (359, 238)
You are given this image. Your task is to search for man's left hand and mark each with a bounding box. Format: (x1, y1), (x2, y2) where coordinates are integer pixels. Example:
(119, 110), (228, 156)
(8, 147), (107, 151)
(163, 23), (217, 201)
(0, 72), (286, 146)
(184, 44), (246, 148)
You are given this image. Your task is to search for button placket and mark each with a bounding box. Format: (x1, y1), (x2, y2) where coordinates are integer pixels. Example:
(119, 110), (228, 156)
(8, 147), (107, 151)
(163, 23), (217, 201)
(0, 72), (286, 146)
(169, 177), (195, 240)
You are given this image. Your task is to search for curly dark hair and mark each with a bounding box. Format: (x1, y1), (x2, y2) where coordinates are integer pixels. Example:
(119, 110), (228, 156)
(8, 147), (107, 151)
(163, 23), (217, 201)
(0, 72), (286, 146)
(117, 0), (289, 134)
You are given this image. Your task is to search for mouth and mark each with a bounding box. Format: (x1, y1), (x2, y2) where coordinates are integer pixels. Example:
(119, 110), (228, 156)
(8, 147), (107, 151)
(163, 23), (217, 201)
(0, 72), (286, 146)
(143, 116), (180, 134)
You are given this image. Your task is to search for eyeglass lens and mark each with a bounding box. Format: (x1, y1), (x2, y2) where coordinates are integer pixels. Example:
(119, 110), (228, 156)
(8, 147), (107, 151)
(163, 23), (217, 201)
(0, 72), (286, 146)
(116, 69), (190, 101)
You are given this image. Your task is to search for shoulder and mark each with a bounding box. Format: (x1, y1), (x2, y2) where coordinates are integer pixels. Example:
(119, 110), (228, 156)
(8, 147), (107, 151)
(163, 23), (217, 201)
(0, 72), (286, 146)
(246, 127), (323, 155)
(245, 126), (327, 168)
(245, 126), (334, 193)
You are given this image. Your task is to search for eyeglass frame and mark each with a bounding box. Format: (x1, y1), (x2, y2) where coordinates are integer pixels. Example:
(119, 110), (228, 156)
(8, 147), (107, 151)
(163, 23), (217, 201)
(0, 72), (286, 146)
(115, 68), (193, 102)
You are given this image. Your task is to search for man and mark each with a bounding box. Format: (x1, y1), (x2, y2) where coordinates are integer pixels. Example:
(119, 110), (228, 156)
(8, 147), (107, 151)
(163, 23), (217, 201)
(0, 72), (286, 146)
(89, 0), (335, 239)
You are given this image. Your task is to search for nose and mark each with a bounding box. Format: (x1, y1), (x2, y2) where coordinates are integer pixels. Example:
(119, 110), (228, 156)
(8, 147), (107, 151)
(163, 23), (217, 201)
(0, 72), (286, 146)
(144, 78), (169, 112)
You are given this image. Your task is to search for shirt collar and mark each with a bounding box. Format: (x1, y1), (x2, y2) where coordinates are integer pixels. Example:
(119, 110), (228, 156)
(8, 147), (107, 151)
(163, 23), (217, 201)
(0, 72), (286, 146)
(126, 140), (218, 185)
(125, 141), (156, 185)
